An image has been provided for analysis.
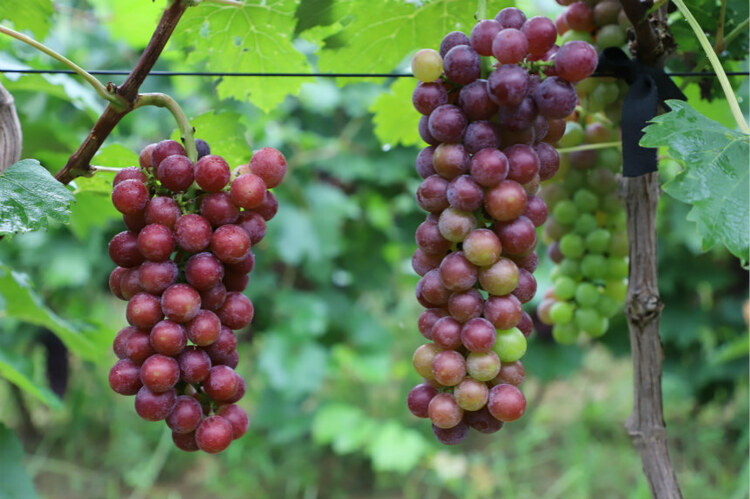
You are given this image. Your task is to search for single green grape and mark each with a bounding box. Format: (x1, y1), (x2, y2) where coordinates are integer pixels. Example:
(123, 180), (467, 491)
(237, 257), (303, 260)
(574, 213), (598, 235)
(608, 257), (629, 279)
(604, 279), (628, 301)
(553, 275), (577, 300)
(574, 308), (608, 338)
(596, 293), (621, 318)
(553, 200), (578, 225)
(596, 24), (627, 50)
(598, 148), (622, 173)
(560, 29), (595, 45)
(558, 258), (582, 279)
(563, 169), (587, 190)
(558, 121), (584, 148)
(573, 189), (599, 213)
(560, 233), (585, 259)
(549, 301), (575, 324)
(608, 231), (629, 257)
(586, 228), (611, 253)
(581, 254), (607, 279)
(411, 49), (443, 82)
(575, 282), (600, 307)
(591, 81), (619, 107)
(493, 327), (527, 362)
(552, 322), (579, 345)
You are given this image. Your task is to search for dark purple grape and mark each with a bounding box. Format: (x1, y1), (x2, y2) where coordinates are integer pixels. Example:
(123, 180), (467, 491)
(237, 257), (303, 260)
(432, 421), (469, 445)
(225, 252), (255, 275)
(108, 359), (143, 395)
(428, 392), (464, 427)
(172, 430), (199, 452)
(136, 224), (175, 262)
(255, 191), (278, 221)
(185, 252), (224, 291)
(195, 415), (233, 453)
(161, 284), (201, 323)
(470, 19), (503, 56)
(407, 383), (439, 418)
(174, 214), (212, 253)
(498, 97), (538, 131)
(484, 180), (527, 222)
(145, 196), (181, 229)
(522, 16), (557, 55)
(109, 231), (145, 268)
(167, 395), (203, 433)
(458, 80), (498, 120)
(113, 166), (147, 187)
(211, 225), (251, 264)
(518, 311), (534, 338)
(432, 316), (463, 350)
(201, 192), (240, 227)
(495, 7), (527, 29)
(230, 174), (267, 210)
(123, 211), (147, 232)
(200, 283), (227, 312)
(186, 309), (222, 346)
(464, 407), (504, 434)
(204, 326), (237, 358)
(150, 320), (187, 356)
(418, 115), (440, 145)
(534, 76), (578, 119)
(495, 216), (537, 256)
(152, 140), (186, 168)
(523, 195), (548, 227)
(470, 149), (509, 187)
(448, 289), (484, 323)
(439, 251), (477, 292)
(432, 143), (469, 180)
(505, 144), (540, 184)
(447, 175), (483, 212)
(415, 146), (437, 179)
(134, 386), (176, 421)
(217, 292), (254, 329)
(492, 28), (529, 64)
(439, 31), (470, 57)
(158, 155), (194, 193)
(565, 2), (594, 31)
(139, 144), (156, 172)
(195, 138), (211, 159)
(512, 268), (537, 304)
(416, 174), (450, 213)
(113, 326), (135, 358)
(487, 64), (529, 108)
(413, 82), (449, 115)
(140, 354), (180, 392)
(415, 219), (452, 255)
(431, 350), (466, 386)
(487, 384), (526, 422)
(463, 121), (501, 154)
(249, 147), (287, 189)
(418, 269), (451, 307)
(492, 360), (525, 386)
(112, 179), (149, 215)
(483, 294), (523, 330)
(511, 251), (539, 273)
(216, 404), (249, 439)
(109, 266), (127, 300)
(534, 142), (560, 181)
(204, 365), (240, 402)
(461, 317), (496, 353)
(126, 330), (155, 365)
(412, 248), (443, 276)
(443, 45), (481, 85)
(427, 105), (467, 143)
(418, 308), (448, 340)
(195, 155), (231, 192)
(127, 292), (164, 329)
(178, 346), (212, 383)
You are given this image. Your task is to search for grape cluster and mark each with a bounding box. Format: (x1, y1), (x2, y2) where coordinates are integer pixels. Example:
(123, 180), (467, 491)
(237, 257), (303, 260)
(407, 7), (597, 444)
(534, 0), (630, 344)
(107, 138), (286, 453)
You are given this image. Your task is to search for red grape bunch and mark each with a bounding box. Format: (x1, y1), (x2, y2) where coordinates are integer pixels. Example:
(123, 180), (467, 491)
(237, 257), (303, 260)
(408, 6), (597, 444)
(107, 137), (286, 453)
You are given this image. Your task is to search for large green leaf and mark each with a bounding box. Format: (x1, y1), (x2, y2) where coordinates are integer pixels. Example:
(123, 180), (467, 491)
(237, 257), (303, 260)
(171, 111), (251, 168)
(641, 100), (750, 266)
(175, 1), (313, 112)
(313, 0), (512, 81)
(0, 348), (63, 410)
(0, 160), (75, 236)
(0, 424), (39, 499)
(0, 264), (104, 362)
(369, 77), (422, 147)
(87, 0), (162, 48)
(0, 0), (54, 39)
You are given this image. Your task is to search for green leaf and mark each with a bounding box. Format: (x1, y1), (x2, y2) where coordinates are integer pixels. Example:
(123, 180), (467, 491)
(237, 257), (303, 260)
(175, 1), (313, 112)
(0, 160), (75, 236)
(258, 335), (328, 398)
(367, 421), (428, 473)
(312, 403), (377, 455)
(0, 424), (39, 499)
(369, 77), (422, 147)
(0, 0), (54, 39)
(0, 264), (104, 362)
(171, 111), (251, 168)
(641, 100), (750, 266)
(67, 192), (119, 240)
(313, 0), (512, 81)
(0, 348), (62, 410)
(87, 0), (162, 48)
(93, 143), (140, 168)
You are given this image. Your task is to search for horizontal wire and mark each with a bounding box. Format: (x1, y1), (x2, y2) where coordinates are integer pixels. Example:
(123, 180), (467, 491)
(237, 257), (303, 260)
(0, 68), (748, 78)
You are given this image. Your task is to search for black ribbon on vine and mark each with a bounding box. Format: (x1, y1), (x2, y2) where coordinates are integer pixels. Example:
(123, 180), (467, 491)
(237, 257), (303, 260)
(596, 47), (687, 177)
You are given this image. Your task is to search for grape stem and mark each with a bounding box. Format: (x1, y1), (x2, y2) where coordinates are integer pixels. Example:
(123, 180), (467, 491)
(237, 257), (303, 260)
(90, 165), (126, 173)
(556, 141), (621, 154)
(134, 93), (198, 163)
(188, 0), (245, 6)
(671, 0), (750, 134)
(474, 0), (487, 21)
(54, 0), (189, 184)
(0, 25), (127, 111)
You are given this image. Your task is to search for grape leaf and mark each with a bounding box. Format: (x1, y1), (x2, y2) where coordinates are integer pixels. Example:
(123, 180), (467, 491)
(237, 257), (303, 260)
(369, 77), (422, 147)
(0, 424), (39, 499)
(367, 421), (428, 473)
(0, 348), (63, 410)
(87, 0), (162, 48)
(312, 0), (513, 83)
(0, 160), (75, 236)
(174, 1), (313, 113)
(0, 0), (53, 39)
(0, 264), (105, 362)
(641, 100), (750, 266)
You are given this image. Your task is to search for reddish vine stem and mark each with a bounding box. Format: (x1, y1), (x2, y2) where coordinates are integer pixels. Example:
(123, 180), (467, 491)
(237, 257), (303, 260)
(54, 0), (188, 185)
(618, 1), (683, 498)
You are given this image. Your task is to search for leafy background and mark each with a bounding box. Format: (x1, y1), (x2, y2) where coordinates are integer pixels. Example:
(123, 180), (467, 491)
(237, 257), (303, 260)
(0, 0), (747, 498)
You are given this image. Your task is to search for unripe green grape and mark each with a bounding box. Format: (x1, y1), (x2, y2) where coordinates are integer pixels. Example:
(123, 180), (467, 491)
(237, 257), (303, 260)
(543, 217), (570, 243)
(591, 81), (620, 107)
(575, 77), (598, 99)
(596, 293), (620, 318)
(604, 279), (628, 301)
(563, 169), (587, 190)
(598, 148), (622, 173)
(575, 282), (600, 307)
(588, 168), (618, 194)
(539, 183), (569, 210)
(596, 24), (627, 50)
(559, 233), (584, 259)
(560, 29), (594, 44)
(581, 254), (607, 279)
(573, 213), (598, 235)
(558, 258), (582, 279)
(411, 49), (443, 82)
(552, 322), (579, 344)
(493, 327), (527, 362)
(553, 275), (577, 300)
(553, 200), (578, 225)
(605, 100), (623, 124)
(558, 122), (584, 148)
(574, 308), (608, 337)
(608, 257), (629, 279)
(599, 191), (623, 213)
(549, 301), (574, 324)
(466, 351), (501, 381)
(586, 228), (611, 253)
(573, 189), (598, 213)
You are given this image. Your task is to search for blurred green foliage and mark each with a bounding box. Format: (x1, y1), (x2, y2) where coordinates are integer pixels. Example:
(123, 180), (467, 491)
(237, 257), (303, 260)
(0, 1), (747, 498)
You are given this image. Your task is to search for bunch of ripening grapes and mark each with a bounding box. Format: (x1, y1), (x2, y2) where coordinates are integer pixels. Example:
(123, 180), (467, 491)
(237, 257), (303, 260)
(407, 6), (598, 444)
(107, 137), (285, 453)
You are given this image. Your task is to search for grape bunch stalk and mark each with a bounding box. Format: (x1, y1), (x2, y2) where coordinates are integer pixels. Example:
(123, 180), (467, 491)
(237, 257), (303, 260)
(407, 6), (597, 444)
(535, 0), (631, 343)
(107, 137), (286, 453)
